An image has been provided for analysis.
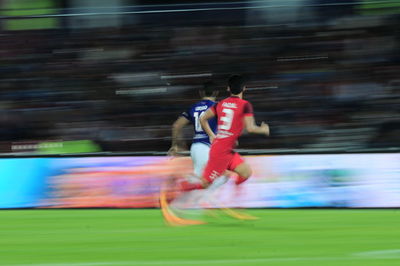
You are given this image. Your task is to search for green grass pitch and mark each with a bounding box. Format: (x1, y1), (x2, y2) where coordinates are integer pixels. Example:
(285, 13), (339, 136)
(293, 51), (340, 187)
(1, 209), (399, 266)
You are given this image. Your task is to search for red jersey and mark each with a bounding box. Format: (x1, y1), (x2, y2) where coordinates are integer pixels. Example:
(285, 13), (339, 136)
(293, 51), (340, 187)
(210, 96), (253, 153)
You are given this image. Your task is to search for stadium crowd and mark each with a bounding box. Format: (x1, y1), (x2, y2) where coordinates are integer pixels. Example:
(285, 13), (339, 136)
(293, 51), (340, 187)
(0, 1), (399, 153)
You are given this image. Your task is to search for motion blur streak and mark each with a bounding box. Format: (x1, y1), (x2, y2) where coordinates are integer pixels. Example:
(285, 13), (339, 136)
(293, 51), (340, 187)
(0, 0), (398, 155)
(0, 154), (399, 209)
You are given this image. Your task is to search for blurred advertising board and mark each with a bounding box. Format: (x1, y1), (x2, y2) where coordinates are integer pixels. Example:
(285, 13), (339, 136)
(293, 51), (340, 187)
(0, 154), (399, 209)
(1, 0), (59, 30)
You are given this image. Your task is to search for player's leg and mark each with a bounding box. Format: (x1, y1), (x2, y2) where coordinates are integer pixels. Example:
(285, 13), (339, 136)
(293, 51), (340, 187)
(194, 143), (229, 190)
(161, 150), (225, 224)
(164, 143), (208, 213)
(179, 151), (229, 191)
(159, 196), (206, 226)
(190, 142), (209, 178)
(170, 142), (210, 209)
(229, 152), (252, 185)
(159, 177), (206, 226)
(189, 143), (227, 208)
(233, 162), (252, 185)
(222, 153), (258, 220)
(159, 145), (222, 225)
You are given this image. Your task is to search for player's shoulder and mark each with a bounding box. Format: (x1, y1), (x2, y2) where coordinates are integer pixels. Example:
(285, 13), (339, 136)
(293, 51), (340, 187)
(236, 97), (252, 107)
(240, 98), (250, 104)
(203, 99), (216, 107)
(192, 100), (215, 111)
(220, 96), (249, 106)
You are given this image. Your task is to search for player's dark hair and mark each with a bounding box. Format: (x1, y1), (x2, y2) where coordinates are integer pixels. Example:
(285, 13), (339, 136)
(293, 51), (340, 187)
(200, 81), (218, 97)
(228, 75), (245, 95)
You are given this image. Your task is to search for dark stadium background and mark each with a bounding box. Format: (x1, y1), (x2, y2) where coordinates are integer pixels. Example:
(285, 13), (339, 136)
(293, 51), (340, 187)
(0, 0), (398, 154)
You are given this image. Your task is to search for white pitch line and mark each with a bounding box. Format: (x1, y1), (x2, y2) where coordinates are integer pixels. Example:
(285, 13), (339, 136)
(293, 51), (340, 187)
(8, 256), (373, 266)
(353, 249), (400, 259)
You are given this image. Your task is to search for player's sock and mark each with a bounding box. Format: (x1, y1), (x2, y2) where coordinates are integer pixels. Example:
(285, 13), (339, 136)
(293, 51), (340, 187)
(235, 175), (248, 185)
(209, 175), (228, 190)
(179, 180), (204, 192)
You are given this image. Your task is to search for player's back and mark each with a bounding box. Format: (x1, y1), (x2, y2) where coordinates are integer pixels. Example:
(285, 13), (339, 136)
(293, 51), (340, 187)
(182, 100), (217, 145)
(211, 96), (253, 152)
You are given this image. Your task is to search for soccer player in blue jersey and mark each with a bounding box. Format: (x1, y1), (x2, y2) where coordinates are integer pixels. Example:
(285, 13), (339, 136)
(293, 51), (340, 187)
(162, 82), (224, 225)
(168, 81), (218, 177)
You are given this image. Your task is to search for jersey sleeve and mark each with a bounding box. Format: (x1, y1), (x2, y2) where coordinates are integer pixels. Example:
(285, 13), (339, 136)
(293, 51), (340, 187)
(243, 101), (254, 116)
(180, 109), (190, 121)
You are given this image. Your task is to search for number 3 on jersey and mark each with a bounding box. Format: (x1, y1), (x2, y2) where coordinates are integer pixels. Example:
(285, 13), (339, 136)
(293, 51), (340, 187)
(220, 108), (234, 130)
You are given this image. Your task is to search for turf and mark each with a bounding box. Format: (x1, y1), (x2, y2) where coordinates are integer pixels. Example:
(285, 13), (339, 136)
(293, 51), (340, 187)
(1, 209), (399, 266)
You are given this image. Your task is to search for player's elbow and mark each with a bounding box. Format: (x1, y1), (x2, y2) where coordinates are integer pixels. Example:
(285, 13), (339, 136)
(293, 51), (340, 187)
(245, 126), (255, 134)
(199, 116), (208, 127)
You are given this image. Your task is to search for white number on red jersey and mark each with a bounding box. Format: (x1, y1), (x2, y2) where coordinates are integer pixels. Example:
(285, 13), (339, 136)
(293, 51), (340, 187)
(220, 108), (234, 130)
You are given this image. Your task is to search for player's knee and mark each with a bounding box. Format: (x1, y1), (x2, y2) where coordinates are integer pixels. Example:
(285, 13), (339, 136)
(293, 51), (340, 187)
(235, 166), (252, 185)
(235, 164), (252, 179)
(242, 168), (252, 179)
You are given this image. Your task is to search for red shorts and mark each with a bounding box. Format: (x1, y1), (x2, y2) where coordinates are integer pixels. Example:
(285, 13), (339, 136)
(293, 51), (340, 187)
(202, 151), (244, 183)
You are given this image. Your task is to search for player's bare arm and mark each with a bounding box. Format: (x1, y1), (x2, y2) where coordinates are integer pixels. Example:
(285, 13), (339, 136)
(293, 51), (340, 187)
(169, 116), (190, 156)
(200, 108), (216, 143)
(244, 116), (270, 136)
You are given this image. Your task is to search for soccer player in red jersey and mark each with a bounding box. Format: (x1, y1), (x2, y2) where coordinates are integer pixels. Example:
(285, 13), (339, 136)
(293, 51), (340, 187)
(160, 75), (269, 225)
(181, 75), (270, 190)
